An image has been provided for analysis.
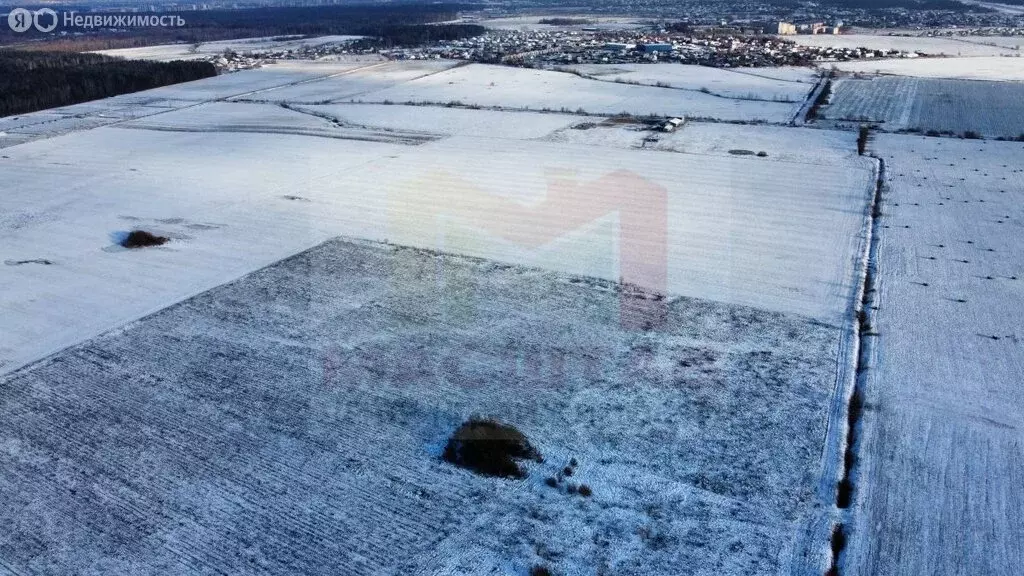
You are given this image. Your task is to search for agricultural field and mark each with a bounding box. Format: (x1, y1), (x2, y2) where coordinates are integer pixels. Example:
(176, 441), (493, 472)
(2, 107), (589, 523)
(0, 237), (848, 575)
(783, 33), (1021, 56)
(341, 63), (804, 122)
(229, 60), (462, 104)
(820, 76), (1024, 138)
(847, 134), (1024, 575)
(830, 56), (1024, 82)
(16, 43), (1024, 576)
(0, 117), (875, 374)
(562, 63), (818, 102)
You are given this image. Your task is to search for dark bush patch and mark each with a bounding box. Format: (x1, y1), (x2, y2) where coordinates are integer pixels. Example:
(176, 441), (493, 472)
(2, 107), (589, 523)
(122, 230), (169, 249)
(830, 524), (847, 558)
(961, 130), (982, 140)
(562, 466), (574, 477)
(578, 484), (592, 497)
(756, 151), (768, 157)
(544, 476), (559, 488)
(530, 565), (553, 576)
(566, 483), (578, 494)
(836, 478), (854, 508)
(728, 149), (755, 155)
(442, 418), (539, 478)
(857, 125), (871, 156)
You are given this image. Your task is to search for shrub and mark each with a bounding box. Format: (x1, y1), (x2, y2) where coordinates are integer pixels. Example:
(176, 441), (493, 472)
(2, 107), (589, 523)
(122, 230), (169, 249)
(530, 566), (553, 576)
(961, 130), (982, 140)
(756, 151), (768, 157)
(544, 477), (558, 488)
(578, 484), (592, 497)
(562, 466), (574, 476)
(857, 125), (871, 155)
(442, 418), (540, 478)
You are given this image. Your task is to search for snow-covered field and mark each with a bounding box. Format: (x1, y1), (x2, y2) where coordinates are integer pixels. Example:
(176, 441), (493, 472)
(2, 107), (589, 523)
(562, 63), (817, 101)
(783, 33), (1021, 56)
(336, 63), (804, 122)
(830, 56), (1024, 81)
(847, 134), (1024, 576)
(0, 121), (874, 374)
(821, 76), (1024, 138)
(228, 60), (463, 104)
(655, 122), (865, 166)
(0, 237), (846, 575)
(0, 61), (393, 147)
(95, 35), (366, 61)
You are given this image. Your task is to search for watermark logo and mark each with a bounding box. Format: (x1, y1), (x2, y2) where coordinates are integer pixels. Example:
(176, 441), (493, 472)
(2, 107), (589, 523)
(387, 167), (669, 331)
(6, 8), (185, 32)
(7, 8), (56, 33)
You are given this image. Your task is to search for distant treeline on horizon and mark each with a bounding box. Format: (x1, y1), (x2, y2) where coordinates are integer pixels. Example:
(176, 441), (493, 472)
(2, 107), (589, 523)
(0, 50), (216, 117)
(0, 3), (472, 51)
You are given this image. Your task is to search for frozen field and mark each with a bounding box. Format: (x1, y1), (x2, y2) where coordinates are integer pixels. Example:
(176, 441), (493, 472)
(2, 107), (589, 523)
(821, 76), (1024, 137)
(654, 123), (864, 166)
(830, 56), (1024, 82)
(847, 134), (1024, 575)
(0, 237), (846, 575)
(339, 64), (804, 122)
(563, 63), (817, 101)
(0, 112), (874, 375)
(231, 60), (463, 104)
(0, 61), (389, 147)
(783, 33), (1020, 56)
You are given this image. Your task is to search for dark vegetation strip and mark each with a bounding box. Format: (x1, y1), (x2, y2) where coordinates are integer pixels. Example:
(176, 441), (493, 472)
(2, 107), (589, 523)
(350, 24), (485, 50)
(0, 50), (215, 117)
(830, 129), (883, 575)
(806, 77), (833, 121)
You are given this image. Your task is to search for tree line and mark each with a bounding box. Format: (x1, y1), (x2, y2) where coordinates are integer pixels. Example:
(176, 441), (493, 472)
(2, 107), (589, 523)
(0, 51), (216, 117)
(0, 4), (469, 52)
(351, 24), (486, 50)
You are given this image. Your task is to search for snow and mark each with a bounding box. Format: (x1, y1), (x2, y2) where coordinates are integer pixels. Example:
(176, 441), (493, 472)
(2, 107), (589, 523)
(784, 34), (1021, 56)
(564, 63), (817, 101)
(847, 134), (1024, 576)
(653, 122), (864, 166)
(227, 60), (464, 104)
(303, 103), (588, 139)
(0, 237), (847, 575)
(95, 35), (366, 61)
(0, 61), (390, 147)
(822, 76), (1024, 138)
(0, 115), (873, 375)
(830, 56), (1024, 81)
(344, 63), (804, 122)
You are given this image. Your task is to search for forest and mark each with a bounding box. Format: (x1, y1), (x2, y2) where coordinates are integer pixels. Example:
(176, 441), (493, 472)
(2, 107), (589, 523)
(351, 24), (486, 49)
(0, 4), (470, 52)
(0, 51), (216, 117)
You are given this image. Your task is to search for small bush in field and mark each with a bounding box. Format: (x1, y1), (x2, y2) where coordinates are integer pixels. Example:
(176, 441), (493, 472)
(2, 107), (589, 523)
(122, 230), (169, 248)
(442, 418), (539, 478)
